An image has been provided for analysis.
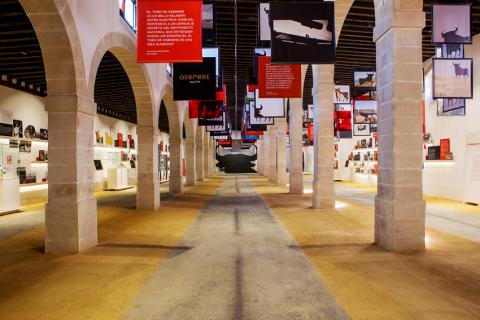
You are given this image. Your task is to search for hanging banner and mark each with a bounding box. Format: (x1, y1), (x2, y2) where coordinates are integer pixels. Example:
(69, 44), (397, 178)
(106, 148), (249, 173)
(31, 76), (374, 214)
(198, 101), (224, 126)
(258, 56), (301, 98)
(269, 2), (336, 64)
(254, 89), (285, 117)
(249, 102), (275, 125)
(189, 100), (199, 119)
(137, 0), (202, 63)
(202, 4), (215, 45)
(259, 3), (271, 41)
(253, 48), (271, 83)
(173, 57), (217, 101)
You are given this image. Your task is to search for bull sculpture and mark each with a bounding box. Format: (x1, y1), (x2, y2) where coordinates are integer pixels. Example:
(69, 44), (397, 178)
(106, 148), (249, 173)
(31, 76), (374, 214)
(453, 63), (469, 77)
(441, 27), (470, 43)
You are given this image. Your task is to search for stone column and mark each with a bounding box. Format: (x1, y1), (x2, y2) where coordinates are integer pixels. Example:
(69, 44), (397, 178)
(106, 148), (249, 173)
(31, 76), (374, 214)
(276, 119), (287, 186)
(256, 137), (264, 174)
(373, 0), (426, 252)
(45, 95), (97, 253)
(268, 126), (277, 182)
(288, 98), (304, 194)
(203, 131), (210, 177)
(195, 125), (205, 182)
(262, 132), (270, 177)
(169, 137), (183, 194)
(208, 138), (214, 176)
(136, 126), (160, 210)
(185, 120), (196, 186)
(312, 65), (335, 209)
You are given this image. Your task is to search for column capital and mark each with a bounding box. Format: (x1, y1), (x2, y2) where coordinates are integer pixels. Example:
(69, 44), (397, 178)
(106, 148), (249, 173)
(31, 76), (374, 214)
(45, 94), (96, 116)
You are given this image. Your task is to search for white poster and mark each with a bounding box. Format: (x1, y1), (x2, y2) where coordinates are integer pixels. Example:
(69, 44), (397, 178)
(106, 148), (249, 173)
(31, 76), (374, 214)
(254, 89), (284, 118)
(259, 3), (271, 41)
(249, 101), (274, 125)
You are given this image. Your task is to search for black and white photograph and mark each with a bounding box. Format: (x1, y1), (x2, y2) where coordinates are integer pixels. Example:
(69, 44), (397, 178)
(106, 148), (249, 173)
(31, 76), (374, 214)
(353, 100), (377, 124)
(353, 69), (376, 90)
(19, 140), (31, 153)
(441, 98), (465, 112)
(442, 44), (464, 58)
(9, 139), (18, 149)
(202, 4), (215, 44)
(334, 85), (350, 104)
(259, 3), (271, 41)
(353, 123), (371, 136)
(24, 125), (35, 139)
(249, 101), (275, 125)
(0, 123), (13, 136)
(432, 58), (473, 99)
(437, 99), (466, 116)
(94, 159), (103, 171)
(335, 103), (352, 112)
(206, 112), (227, 132)
(269, 2), (335, 64)
(12, 119), (23, 138)
(254, 89), (284, 118)
(432, 4), (471, 45)
(40, 128), (48, 140)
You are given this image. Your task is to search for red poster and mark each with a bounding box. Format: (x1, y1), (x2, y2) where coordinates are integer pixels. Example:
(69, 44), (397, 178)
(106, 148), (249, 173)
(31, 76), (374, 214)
(307, 123), (314, 141)
(440, 139), (450, 160)
(258, 56), (301, 98)
(137, 0), (202, 63)
(189, 100), (199, 119)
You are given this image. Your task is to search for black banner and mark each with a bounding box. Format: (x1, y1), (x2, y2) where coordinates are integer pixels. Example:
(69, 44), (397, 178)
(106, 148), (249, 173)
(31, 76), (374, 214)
(173, 57), (216, 101)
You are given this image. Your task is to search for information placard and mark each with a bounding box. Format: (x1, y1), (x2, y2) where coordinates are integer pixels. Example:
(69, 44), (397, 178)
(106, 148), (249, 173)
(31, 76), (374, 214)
(258, 56), (301, 98)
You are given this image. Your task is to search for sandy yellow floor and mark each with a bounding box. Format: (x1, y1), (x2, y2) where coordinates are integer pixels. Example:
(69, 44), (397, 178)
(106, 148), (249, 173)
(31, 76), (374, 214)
(0, 177), (222, 320)
(251, 176), (480, 320)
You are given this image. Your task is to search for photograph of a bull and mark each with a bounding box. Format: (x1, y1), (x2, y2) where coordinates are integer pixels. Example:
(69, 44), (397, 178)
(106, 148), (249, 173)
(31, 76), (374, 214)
(432, 58), (473, 99)
(441, 28), (471, 44)
(453, 63), (469, 77)
(432, 4), (471, 44)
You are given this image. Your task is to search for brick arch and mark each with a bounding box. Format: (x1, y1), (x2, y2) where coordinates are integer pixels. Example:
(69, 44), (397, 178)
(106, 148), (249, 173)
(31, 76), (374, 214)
(88, 32), (156, 129)
(159, 85), (182, 141)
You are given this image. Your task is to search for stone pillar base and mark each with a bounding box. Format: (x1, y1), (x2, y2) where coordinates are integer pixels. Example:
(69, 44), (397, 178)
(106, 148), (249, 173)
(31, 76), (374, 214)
(137, 181), (160, 211)
(45, 198), (97, 254)
(289, 172), (304, 194)
(375, 196), (426, 252)
(312, 179), (335, 209)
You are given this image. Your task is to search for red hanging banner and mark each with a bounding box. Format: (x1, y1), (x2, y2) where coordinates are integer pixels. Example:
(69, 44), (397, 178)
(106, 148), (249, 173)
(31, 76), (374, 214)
(137, 0), (203, 63)
(258, 56), (301, 98)
(189, 100), (199, 119)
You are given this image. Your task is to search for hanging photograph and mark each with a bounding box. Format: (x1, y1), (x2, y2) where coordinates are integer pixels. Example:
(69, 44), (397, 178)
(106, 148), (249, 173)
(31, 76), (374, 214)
(249, 101), (275, 125)
(206, 111), (227, 132)
(198, 101), (224, 126)
(432, 58), (473, 99)
(257, 56), (302, 98)
(353, 123), (371, 136)
(202, 4), (215, 45)
(253, 48), (271, 83)
(442, 98), (465, 112)
(254, 89), (285, 117)
(353, 100), (377, 124)
(442, 44), (464, 58)
(432, 4), (471, 45)
(353, 68), (376, 90)
(173, 57), (217, 101)
(259, 3), (271, 41)
(333, 85), (350, 104)
(437, 99), (466, 116)
(269, 2), (335, 64)
(202, 48), (222, 90)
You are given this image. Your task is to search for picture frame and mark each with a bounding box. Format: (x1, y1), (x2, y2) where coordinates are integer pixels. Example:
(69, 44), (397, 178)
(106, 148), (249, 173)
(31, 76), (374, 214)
(12, 119), (23, 138)
(258, 3), (271, 42)
(353, 123), (371, 136)
(353, 100), (377, 124)
(353, 68), (376, 91)
(437, 99), (466, 116)
(441, 44), (464, 58)
(333, 85), (350, 104)
(432, 4), (472, 45)
(432, 58), (473, 99)
(94, 160), (103, 170)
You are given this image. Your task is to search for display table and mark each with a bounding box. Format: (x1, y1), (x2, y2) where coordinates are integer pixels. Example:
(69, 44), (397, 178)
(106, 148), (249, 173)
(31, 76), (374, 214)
(106, 168), (129, 190)
(0, 173), (20, 215)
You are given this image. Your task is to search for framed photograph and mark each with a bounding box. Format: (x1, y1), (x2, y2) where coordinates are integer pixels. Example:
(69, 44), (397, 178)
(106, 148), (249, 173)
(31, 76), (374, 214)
(94, 160), (103, 170)
(353, 100), (377, 124)
(442, 98), (465, 112)
(333, 85), (350, 104)
(437, 99), (466, 116)
(353, 69), (376, 90)
(269, 2), (335, 64)
(353, 124), (371, 136)
(19, 140), (31, 153)
(259, 3), (271, 41)
(24, 125), (36, 139)
(307, 104), (314, 119)
(0, 123), (13, 137)
(432, 4), (471, 45)
(370, 124), (378, 133)
(9, 139), (18, 149)
(335, 103), (352, 112)
(432, 58), (473, 99)
(254, 89), (285, 118)
(441, 44), (464, 58)
(40, 129), (48, 140)
(202, 4), (215, 44)
(12, 119), (23, 138)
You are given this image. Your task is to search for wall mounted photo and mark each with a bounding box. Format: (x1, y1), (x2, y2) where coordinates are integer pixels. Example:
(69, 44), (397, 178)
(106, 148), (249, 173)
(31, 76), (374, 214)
(353, 100), (377, 124)
(432, 58), (473, 99)
(24, 125), (35, 139)
(12, 120), (23, 138)
(441, 98), (465, 112)
(437, 99), (466, 116)
(9, 139), (18, 149)
(353, 123), (371, 136)
(307, 104), (314, 119)
(0, 123), (13, 137)
(254, 89), (285, 117)
(249, 102), (275, 125)
(353, 69), (376, 90)
(334, 85), (350, 104)
(40, 129), (48, 140)
(432, 4), (471, 45)
(442, 44), (464, 58)
(269, 2), (335, 64)
(173, 57), (217, 101)
(259, 3), (271, 41)
(370, 124), (378, 133)
(202, 4), (215, 45)
(94, 160), (103, 171)
(19, 140), (31, 153)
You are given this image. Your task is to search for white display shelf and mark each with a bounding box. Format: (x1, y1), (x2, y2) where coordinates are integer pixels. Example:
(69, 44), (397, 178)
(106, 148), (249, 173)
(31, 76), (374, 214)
(19, 181), (48, 193)
(0, 135), (48, 143)
(31, 161), (48, 164)
(94, 145), (137, 152)
(424, 160), (455, 167)
(352, 148), (376, 153)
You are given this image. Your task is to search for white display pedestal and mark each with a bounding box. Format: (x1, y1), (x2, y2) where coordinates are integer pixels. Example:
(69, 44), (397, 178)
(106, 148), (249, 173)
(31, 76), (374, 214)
(0, 173), (20, 215)
(106, 168), (129, 190)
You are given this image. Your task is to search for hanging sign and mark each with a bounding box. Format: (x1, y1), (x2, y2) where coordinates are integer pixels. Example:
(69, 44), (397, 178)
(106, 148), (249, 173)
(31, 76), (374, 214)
(258, 56), (301, 98)
(137, 0), (202, 63)
(173, 57), (217, 101)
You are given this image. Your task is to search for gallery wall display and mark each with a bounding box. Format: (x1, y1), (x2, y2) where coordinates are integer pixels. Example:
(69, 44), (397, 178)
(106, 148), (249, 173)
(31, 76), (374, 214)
(257, 56), (301, 98)
(334, 85), (350, 104)
(353, 123), (371, 136)
(202, 4), (215, 45)
(137, 0), (202, 63)
(254, 89), (285, 118)
(249, 102), (275, 125)
(432, 58), (473, 99)
(269, 2), (335, 64)
(173, 57), (217, 101)
(432, 4), (471, 45)
(353, 100), (377, 125)
(259, 3), (271, 41)
(353, 69), (376, 90)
